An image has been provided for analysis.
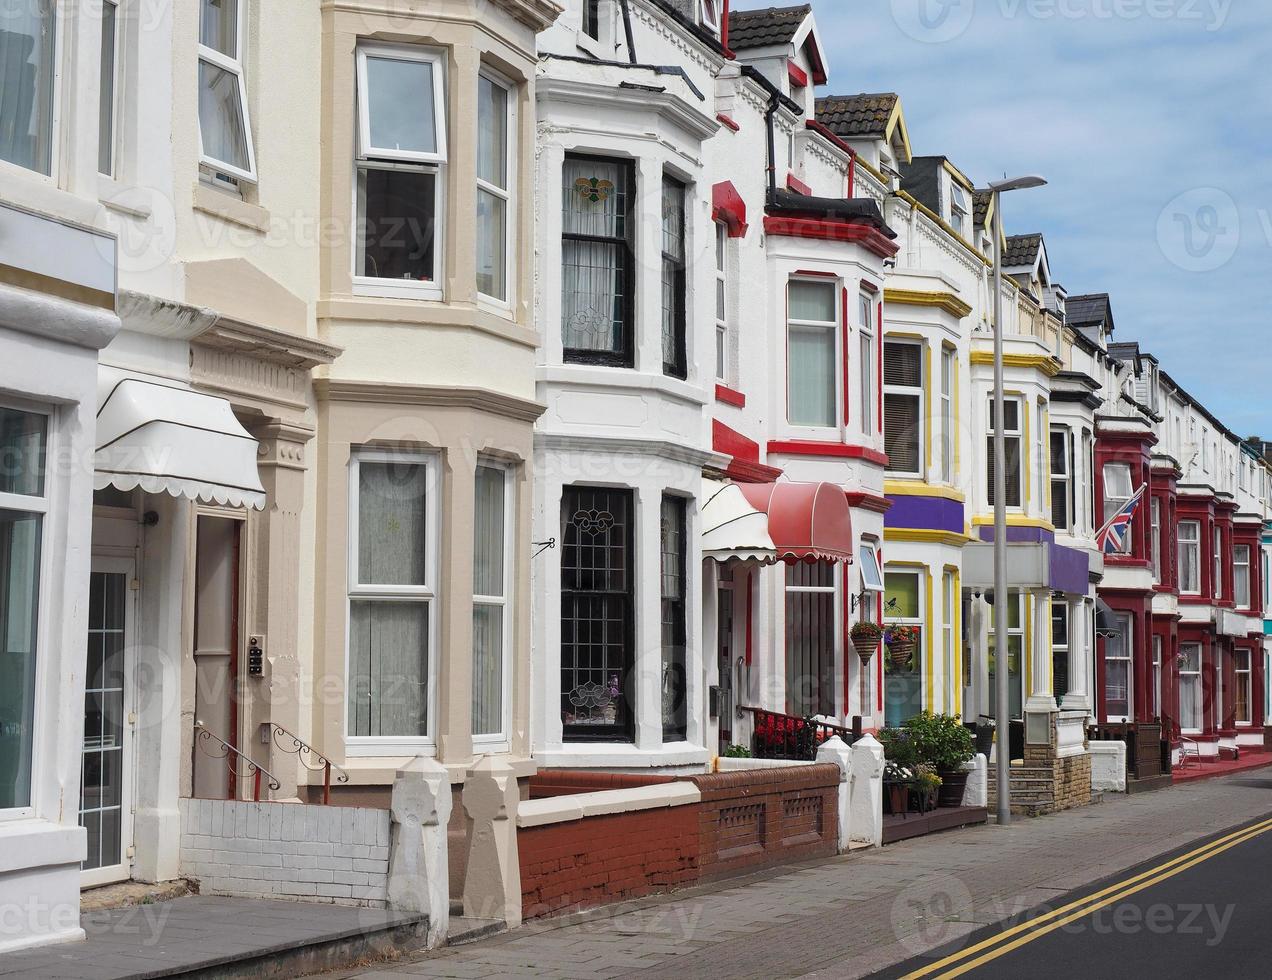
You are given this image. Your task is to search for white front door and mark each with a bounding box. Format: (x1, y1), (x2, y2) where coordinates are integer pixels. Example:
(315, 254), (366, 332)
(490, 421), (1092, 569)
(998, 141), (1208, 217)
(80, 558), (136, 887)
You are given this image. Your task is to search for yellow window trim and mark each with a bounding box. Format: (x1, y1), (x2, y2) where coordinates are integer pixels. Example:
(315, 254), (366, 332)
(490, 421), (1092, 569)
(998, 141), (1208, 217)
(884, 288), (973, 320)
(885, 480), (966, 502)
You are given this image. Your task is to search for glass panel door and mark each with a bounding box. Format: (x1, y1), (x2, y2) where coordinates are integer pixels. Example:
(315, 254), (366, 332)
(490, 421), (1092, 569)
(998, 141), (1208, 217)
(81, 563), (133, 885)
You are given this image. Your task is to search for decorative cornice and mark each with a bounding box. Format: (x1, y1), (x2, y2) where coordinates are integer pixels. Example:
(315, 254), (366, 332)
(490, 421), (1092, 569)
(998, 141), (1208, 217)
(316, 379), (545, 423)
(195, 317), (341, 371)
(537, 432), (716, 468)
(969, 350), (1062, 378)
(883, 288), (972, 320)
(537, 76), (719, 142)
(885, 527), (973, 547)
(763, 216), (900, 260)
(884, 480), (966, 503)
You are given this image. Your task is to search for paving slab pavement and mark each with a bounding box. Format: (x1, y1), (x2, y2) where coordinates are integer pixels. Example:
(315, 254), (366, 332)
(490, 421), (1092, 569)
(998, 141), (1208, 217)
(327, 768), (1272, 980)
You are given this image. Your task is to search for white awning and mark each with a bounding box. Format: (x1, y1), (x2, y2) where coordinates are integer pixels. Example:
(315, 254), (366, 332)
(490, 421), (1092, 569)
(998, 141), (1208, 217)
(701, 479), (777, 564)
(94, 370), (266, 510)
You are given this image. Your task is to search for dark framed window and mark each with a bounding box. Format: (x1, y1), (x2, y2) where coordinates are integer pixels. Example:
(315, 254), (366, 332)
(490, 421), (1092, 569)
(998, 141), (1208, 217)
(884, 341), (923, 474)
(583, 0), (602, 40)
(661, 176), (687, 378)
(560, 487), (634, 741)
(785, 561), (836, 718)
(561, 155), (635, 367)
(660, 496), (687, 741)
(987, 397), (1022, 509)
(1050, 427), (1073, 530)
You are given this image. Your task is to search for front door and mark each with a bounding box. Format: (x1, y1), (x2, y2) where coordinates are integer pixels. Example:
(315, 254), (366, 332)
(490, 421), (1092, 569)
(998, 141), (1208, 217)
(191, 515), (243, 799)
(80, 559), (135, 886)
(717, 565), (735, 754)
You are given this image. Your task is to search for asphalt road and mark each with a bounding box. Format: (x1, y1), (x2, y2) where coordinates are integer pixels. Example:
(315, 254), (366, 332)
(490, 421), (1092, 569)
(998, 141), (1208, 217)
(875, 778), (1272, 980)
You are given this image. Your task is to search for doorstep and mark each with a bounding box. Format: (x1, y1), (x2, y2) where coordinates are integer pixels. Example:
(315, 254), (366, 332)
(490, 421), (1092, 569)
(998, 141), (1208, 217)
(1125, 773), (1173, 794)
(882, 805), (988, 845)
(0, 895), (427, 979)
(1172, 750), (1272, 784)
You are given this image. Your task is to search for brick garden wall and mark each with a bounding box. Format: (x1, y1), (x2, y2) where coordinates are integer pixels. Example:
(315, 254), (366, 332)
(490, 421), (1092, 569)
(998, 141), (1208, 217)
(179, 798), (391, 907)
(519, 804), (700, 918)
(690, 764), (840, 881)
(518, 764), (841, 918)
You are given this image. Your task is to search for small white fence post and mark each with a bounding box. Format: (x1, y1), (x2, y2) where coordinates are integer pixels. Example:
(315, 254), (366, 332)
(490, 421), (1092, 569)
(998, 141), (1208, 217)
(962, 753), (988, 807)
(816, 736), (853, 853)
(462, 756), (522, 928)
(849, 734), (885, 848)
(388, 757), (452, 948)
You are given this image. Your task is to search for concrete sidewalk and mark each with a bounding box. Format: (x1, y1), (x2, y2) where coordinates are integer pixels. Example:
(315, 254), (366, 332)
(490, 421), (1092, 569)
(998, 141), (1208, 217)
(326, 767), (1272, 980)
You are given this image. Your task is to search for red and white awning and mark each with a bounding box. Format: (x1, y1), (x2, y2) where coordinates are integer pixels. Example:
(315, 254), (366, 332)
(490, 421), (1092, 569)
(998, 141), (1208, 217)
(701, 479), (777, 564)
(736, 481), (854, 564)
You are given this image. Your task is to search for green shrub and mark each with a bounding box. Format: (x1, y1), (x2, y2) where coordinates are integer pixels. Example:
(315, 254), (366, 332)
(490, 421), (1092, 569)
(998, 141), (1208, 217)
(722, 743), (752, 758)
(899, 711), (975, 772)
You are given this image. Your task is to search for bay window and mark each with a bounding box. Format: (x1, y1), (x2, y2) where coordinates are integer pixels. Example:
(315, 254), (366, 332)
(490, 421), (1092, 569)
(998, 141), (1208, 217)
(987, 590), (1023, 720)
(884, 341), (923, 475)
(787, 561), (836, 718)
(472, 463), (510, 740)
(1179, 521), (1200, 594)
(198, 0), (256, 181)
(942, 571), (955, 705)
(1052, 602), (1069, 701)
(1104, 613), (1132, 721)
(1180, 643), (1203, 731)
(562, 155), (634, 366)
(477, 70), (513, 303)
(940, 347), (954, 483)
(715, 222), (728, 381)
(1, 0), (56, 174)
(1102, 463), (1133, 555)
(0, 406), (48, 812)
(1150, 497), (1161, 581)
(986, 397), (1022, 508)
(884, 569), (924, 726)
(354, 44), (447, 288)
(347, 451), (436, 743)
(1050, 428), (1072, 530)
(1152, 636), (1162, 718)
(859, 293), (875, 434)
(660, 496), (687, 741)
(1235, 544), (1251, 608)
(1213, 524), (1223, 600)
(787, 280), (838, 428)
(661, 177), (687, 379)
(561, 487), (634, 740)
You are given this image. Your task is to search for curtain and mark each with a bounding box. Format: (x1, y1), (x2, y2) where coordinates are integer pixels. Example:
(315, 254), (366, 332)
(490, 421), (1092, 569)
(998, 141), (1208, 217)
(0, 0), (55, 174)
(348, 600), (429, 737)
(562, 158), (629, 354)
(789, 328), (835, 427)
(785, 561), (835, 718)
(358, 461), (427, 586)
(0, 511), (42, 809)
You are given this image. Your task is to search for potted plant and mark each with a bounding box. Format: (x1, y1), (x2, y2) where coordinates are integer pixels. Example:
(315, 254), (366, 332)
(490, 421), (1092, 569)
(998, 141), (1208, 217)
(850, 620), (883, 663)
(883, 759), (914, 814)
(901, 711), (976, 807)
(913, 765), (942, 812)
(886, 623), (920, 670)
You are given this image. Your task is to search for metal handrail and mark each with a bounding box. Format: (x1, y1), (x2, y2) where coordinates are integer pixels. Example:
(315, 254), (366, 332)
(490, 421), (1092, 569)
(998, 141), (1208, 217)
(193, 725), (282, 801)
(261, 722), (350, 805)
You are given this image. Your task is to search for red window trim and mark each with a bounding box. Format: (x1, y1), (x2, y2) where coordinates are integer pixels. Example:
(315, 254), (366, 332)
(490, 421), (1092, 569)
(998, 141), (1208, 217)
(715, 384), (746, 408)
(786, 173), (812, 196)
(788, 60), (809, 89)
(716, 112), (740, 132)
(767, 440), (889, 467)
(764, 215), (900, 260)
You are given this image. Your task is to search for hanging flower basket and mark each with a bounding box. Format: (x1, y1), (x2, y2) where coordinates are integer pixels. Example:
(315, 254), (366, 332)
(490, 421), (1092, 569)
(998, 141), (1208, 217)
(849, 621), (883, 664)
(886, 624), (920, 670)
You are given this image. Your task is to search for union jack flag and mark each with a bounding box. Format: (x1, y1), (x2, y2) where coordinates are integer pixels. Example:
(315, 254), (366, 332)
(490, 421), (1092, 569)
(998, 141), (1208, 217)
(1096, 484), (1146, 555)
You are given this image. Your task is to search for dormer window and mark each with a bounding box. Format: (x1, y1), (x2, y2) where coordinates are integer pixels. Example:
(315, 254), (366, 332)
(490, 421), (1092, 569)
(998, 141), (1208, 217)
(699, 0), (722, 35)
(950, 184), (970, 239)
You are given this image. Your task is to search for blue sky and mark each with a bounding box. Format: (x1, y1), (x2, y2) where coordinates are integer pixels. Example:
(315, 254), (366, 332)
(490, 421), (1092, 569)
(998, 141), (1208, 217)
(733, 0), (1272, 438)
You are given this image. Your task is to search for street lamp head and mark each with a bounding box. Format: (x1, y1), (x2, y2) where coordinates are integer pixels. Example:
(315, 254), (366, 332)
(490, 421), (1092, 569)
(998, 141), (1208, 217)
(986, 175), (1048, 194)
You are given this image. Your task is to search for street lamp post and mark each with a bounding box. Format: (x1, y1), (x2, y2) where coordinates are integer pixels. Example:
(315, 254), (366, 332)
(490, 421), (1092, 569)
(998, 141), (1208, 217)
(984, 175), (1047, 827)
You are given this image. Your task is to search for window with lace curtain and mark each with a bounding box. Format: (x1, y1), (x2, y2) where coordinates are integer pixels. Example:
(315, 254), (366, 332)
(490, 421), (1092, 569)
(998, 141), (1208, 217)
(346, 451), (436, 744)
(884, 341), (923, 475)
(661, 177), (687, 378)
(472, 463), (511, 741)
(561, 155), (635, 366)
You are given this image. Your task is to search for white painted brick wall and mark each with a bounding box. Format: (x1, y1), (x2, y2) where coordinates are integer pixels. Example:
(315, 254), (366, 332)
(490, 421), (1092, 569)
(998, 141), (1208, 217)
(179, 798), (391, 908)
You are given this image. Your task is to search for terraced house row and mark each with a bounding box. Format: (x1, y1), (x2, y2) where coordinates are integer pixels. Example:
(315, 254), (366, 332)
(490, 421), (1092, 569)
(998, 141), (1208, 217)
(1, 0), (1269, 952)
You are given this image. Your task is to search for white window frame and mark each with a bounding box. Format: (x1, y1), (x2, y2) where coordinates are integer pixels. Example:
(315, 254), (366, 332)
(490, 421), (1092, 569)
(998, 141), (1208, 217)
(0, 401), (54, 823)
(699, 0), (723, 34)
(344, 448), (440, 755)
(786, 277), (840, 431)
(1150, 496), (1161, 582)
(884, 338), (925, 478)
(1213, 523), (1223, 600)
(1102, 462), (1134, 555)
(352, 43), (448, 299)
(1235, 544), (1252, 609)
(476, 66), (515, 309)
(940, 346), (954, 483)
(859, 293), (875, 435)
(1104, 613), (1133, 723)
(942, 571), (955, 709)
(196, 0), (257, 182)
(472, 460), (513, 746)
(1151, 635), (1162, 719)
(986, 395), (1023, 510)
(1236, 648), (1253, 725)
(1050, 426), (1072, 531)
(1179, 520), (1201, 595)
(98, 0), (121, 177)
(949, 182), (970, 238)
(715, 222), (728, 382)
(1179, 642), (1203, 733)
(858, 542), (883, 593)
(0, 1), (61, 181)
(784, 560), (840, 717)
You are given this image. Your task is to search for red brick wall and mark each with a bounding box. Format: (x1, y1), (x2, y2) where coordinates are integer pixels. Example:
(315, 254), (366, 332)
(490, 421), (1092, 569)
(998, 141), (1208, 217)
(690, 764), (840, 881)
(528, 770), (677, 799)
(519, 804), (700, 918)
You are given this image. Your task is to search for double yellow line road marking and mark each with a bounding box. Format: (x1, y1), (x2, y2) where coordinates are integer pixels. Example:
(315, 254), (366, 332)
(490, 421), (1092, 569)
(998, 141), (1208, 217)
(901, 815), (1272, 979)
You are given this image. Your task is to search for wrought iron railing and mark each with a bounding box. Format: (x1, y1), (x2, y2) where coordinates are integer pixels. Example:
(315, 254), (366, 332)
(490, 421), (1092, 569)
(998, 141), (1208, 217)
(741, 706), (859, 761)
(260, 722), (350, 804)
(193, 725), (281, 802)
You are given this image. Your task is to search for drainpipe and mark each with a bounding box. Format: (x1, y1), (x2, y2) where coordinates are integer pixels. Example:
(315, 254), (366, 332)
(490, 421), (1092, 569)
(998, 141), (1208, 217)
(765, 91), (780, 198)
(619, 0), (637, 64)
